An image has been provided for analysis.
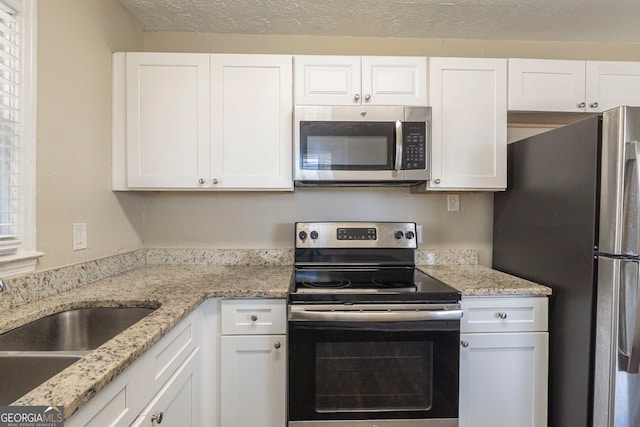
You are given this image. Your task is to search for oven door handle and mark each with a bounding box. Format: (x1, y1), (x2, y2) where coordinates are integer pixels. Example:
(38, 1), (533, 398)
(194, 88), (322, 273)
(289, 305), (463, 322)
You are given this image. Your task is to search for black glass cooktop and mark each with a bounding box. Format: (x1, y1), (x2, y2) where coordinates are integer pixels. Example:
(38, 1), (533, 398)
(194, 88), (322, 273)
(289, 267), (460, 304)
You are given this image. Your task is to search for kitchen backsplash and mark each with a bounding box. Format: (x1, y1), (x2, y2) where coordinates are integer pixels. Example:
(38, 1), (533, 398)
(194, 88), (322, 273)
(0, 248), (478, 311)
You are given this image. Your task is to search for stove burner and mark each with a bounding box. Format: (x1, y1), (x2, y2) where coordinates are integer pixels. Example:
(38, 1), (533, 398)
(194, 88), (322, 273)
(302, 279), (351, 289)
(371, 277), (414, 288)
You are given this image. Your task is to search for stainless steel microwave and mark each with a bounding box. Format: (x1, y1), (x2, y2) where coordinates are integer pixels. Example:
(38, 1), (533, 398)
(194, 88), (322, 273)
(294, 105), (431, 185)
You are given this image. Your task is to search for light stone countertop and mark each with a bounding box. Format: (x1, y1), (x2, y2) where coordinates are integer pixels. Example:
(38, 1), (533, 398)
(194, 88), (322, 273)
(0, 253), (551, 420)
(420, 264), (553, 297)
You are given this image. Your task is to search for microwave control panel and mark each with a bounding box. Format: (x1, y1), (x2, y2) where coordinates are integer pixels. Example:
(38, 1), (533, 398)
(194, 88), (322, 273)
(402, 122), (426, 170)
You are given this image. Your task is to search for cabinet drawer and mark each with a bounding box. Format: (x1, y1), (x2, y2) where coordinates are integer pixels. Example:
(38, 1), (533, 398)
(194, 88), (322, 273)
(461, 297), (548, 333)
(221, 299), (286, 335)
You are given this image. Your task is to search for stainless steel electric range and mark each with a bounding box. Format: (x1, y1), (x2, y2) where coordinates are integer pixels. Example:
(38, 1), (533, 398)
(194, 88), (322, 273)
(287, 222), (462, 427)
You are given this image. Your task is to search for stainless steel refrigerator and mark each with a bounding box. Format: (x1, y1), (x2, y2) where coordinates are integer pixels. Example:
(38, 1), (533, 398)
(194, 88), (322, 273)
(493, 106), (640, 427)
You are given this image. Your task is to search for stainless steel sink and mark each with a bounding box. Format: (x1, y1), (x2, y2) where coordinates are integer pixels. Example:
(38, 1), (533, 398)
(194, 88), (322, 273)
(0, 306), (156, 351)
(0, 354), (83, 405)
(0, 306), (157, 405)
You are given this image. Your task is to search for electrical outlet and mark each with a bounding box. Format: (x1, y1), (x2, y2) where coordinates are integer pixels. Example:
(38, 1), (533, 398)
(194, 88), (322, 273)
(447, 194), (460, 212)
(73, 223), (87, 251)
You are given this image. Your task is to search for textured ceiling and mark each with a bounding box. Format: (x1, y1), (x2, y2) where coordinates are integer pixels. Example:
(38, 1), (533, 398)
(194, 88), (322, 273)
(117, 0), (640, 44)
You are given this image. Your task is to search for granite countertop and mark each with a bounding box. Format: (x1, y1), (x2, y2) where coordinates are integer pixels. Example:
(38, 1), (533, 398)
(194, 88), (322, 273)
(0, 257), (551, 420)
(420, 264), (552, 297)
(3, 264), (292, 419)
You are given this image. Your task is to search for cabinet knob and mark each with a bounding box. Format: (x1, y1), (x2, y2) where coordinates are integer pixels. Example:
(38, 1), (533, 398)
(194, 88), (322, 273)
(497, 312), (508, 319)
(353, 93), (361, 102)
(364, 94), (371, 101)
(151, 412), (164, 424)
(198, 178), (205, 184)
(250, 315), (258, 321)
(274, 341), (281, 349)
(212, 178), (219, 184)
(577, 102), (586, 108)
(590, 102), (599, 109)
(460, 340), (469, 348)
(434, 178), (441, 184)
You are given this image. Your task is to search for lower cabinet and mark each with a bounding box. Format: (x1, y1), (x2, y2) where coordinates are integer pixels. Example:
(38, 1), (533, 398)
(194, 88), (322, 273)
(219, 299), (287, 427)
(220, 335), (286, 426)
(130, 348), (200, 427)
(459, 297), (549, 427)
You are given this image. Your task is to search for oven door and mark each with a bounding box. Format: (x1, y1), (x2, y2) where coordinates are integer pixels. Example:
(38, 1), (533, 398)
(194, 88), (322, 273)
(288, 304), (461, 426)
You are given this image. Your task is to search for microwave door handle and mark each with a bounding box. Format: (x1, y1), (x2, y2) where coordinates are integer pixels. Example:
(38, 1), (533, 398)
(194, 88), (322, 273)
(395, 120), (403, 171)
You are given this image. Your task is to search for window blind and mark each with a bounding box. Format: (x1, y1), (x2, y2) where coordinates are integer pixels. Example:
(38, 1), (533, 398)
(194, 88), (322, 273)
(0, 3), (21, 254)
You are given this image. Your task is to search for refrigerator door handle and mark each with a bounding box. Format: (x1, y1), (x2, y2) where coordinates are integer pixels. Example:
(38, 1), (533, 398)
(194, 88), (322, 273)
(622, 141), (640, 256)
(618, 259), (640, 373)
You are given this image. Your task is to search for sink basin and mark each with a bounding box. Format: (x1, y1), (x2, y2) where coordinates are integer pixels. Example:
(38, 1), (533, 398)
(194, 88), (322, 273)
(0, 307), (156, 351)
(0, 354), (83, 405)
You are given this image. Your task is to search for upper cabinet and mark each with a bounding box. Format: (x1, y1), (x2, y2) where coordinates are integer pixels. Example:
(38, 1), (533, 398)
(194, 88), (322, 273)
(293, 55), (427, 106)
(210, 55), (293, 189)
(508, 59), (640, 112)
(417, 57), (507, 191)
(113, 53), (293, 191)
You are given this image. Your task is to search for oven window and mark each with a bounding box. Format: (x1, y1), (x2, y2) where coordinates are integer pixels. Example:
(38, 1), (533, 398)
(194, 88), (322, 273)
(315, 341), (433, 412)
(300, 121), (395, 170)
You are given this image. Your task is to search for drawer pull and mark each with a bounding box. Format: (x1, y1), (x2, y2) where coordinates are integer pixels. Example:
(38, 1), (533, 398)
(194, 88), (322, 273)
(151, 412), (164, 424)
(461, 340), (469, 348)
(497, 312), (508, 319)
(274, 341), (281, 349)
(250, 315), (258, 322)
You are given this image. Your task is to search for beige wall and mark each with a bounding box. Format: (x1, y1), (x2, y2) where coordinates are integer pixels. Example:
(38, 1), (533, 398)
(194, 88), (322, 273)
(34, 5), (640, 271)
(35, 0), (145, 270)
(143, 32), (640, 60)
(143, 190), (494, 265)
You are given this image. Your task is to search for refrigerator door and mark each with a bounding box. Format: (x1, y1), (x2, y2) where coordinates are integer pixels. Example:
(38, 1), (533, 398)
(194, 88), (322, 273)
(494, 115), (601, 427)
(600, 107), (640, 257)
(594, 256), (640, 427)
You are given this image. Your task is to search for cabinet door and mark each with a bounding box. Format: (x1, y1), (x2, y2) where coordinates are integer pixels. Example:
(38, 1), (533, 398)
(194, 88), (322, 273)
(586, 61), (640, 112)
(428, 57), (507, 190)
(131, 349), (201, 427)
(361, 56), (427, 105)
(293, 55), (361, 105)
(508, 59), (586, 112)
(126, 53), (211, 188)
(211, 54), (293, 190)
(220, 335), (286, 427)
(459, 332), (548, 427)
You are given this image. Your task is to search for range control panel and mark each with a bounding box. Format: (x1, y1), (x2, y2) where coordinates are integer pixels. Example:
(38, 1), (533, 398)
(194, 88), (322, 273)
(296, 222), (417, 249)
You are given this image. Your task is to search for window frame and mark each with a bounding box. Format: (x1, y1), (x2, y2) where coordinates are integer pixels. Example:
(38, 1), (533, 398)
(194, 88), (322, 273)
(0, 0), (41, 278)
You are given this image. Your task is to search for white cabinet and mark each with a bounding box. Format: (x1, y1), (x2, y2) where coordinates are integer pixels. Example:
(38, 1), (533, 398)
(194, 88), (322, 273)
(66, 307), (204, 427)
(419, 57), (507, 191)
(509, 59), (640, 112)
(219, 299), (286, 427)
(459, 297), (549, 427)
(294, 55), (427, 106)
(120, 53), (211, 189)
(113, 52), (293, 191)
(210, 55), (293, 189)
(130, 349), (201, 427)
